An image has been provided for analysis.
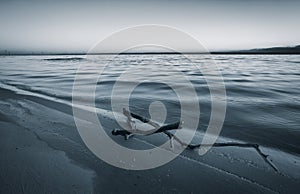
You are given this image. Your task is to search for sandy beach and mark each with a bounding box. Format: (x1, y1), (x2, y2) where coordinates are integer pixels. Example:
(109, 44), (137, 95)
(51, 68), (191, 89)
(0, 87), (299, 193)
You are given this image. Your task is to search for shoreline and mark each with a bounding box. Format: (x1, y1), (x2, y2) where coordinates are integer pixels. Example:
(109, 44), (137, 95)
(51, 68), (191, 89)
(1, 84), (299, 156)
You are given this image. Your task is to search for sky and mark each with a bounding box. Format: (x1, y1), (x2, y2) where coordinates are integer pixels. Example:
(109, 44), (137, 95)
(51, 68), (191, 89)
(0, 0), (299, 53)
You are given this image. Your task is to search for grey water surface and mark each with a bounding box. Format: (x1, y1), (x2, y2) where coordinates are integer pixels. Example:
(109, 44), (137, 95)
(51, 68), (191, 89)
(0, 54), (299, 155)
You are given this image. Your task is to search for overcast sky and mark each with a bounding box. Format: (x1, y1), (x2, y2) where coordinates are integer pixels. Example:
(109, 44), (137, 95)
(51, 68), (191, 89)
(0, 0), (299, 53)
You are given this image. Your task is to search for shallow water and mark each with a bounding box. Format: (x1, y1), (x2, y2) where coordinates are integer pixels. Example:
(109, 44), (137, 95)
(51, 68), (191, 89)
(0, 54), (299, 155)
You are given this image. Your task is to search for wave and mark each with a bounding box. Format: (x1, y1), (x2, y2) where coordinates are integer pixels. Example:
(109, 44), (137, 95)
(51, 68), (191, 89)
(43, 57), (86, 62)
(285, 60), (300, 64)
(0, 82), (71, 103)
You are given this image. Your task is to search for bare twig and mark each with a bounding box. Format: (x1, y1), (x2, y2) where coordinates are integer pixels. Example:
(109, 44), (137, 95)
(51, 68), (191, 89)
(162, 131), (278, 172)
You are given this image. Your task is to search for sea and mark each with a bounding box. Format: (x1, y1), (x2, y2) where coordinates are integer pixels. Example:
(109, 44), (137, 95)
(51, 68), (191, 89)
(0, 54), (299, 155)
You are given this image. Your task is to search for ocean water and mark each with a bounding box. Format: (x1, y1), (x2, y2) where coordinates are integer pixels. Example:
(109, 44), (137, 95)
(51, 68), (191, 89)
(0, 54), (299, 155)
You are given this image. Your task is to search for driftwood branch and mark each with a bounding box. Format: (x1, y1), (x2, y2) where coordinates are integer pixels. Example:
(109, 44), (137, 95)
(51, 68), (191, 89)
(111, 108), (278, 172)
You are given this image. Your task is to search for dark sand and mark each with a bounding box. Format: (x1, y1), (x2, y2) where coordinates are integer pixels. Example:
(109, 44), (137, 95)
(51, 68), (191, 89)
(0, 87), (299, 193)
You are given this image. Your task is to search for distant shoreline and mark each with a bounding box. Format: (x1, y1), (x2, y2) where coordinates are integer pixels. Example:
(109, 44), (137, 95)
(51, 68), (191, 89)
(1, 45), (300, 55)
(1, 52), (300, 56)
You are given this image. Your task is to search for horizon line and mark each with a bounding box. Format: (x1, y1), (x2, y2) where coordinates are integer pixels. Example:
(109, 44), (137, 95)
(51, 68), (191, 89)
(1, 52), (300, 56)
(1, 45), (299, 56)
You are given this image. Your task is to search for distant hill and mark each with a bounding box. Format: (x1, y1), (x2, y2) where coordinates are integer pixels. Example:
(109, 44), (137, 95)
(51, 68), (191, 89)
(212, 45), (300, 54)
(245, 45), (300, 54)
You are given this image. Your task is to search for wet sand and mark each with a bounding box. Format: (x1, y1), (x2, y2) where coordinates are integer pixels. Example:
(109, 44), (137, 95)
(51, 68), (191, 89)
(0, 87), (299, 193)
